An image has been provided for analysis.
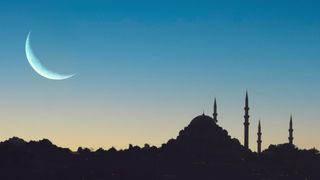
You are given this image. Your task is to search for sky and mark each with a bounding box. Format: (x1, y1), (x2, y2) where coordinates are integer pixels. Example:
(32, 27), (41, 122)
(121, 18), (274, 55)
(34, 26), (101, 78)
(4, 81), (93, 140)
(0, 0), (320, 151)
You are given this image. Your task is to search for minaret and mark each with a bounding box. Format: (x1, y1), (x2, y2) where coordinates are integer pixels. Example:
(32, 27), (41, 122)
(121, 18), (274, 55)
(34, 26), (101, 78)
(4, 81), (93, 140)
(257, 120), (262, 154)
(288, 115), (294, 145)
(213, 98), (218, 123)
(244, 91), (250, 149)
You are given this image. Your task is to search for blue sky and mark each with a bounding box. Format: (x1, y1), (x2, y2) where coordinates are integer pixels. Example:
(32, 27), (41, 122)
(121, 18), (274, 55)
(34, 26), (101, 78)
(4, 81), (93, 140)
(0, 0), (320, 150)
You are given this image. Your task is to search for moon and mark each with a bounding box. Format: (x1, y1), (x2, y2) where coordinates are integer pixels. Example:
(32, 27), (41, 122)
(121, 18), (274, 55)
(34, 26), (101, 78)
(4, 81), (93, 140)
(25, 32), (75, 80)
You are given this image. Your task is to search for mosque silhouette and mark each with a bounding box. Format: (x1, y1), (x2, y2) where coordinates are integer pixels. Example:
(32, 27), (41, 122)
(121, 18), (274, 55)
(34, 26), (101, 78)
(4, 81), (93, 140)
(0, 92), (319, 180)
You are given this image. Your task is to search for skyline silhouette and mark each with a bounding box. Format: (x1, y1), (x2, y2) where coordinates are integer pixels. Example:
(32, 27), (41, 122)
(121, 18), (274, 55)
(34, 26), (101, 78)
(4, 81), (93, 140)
(0, 92), (313, 151)
(0, 92), (305, 153)
(0, 97), (319, 179)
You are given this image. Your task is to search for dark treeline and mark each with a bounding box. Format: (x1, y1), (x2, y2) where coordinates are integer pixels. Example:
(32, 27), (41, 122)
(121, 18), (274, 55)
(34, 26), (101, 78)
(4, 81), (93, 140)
(0, 115), (319, 180)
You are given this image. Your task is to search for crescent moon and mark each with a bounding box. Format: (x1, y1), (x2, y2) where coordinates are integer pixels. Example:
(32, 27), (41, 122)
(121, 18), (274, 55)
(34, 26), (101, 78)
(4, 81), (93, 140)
(25, 32), (75, 80)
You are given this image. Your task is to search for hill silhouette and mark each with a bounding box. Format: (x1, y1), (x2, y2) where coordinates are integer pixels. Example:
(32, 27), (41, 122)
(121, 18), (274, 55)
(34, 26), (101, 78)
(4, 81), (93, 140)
(0, 115), (319, 180)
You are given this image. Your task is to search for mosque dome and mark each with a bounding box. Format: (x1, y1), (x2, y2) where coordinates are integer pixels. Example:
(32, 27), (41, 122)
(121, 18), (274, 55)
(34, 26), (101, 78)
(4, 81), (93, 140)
(161, 113), (249, 163)
(189, 113), (216, 128)
(178, 113), (225, 140)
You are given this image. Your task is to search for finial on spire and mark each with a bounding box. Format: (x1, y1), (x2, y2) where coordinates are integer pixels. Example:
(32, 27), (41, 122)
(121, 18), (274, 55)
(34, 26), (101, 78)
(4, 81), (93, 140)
(245, 91), (249, 107)
(214, 98), (217, 112)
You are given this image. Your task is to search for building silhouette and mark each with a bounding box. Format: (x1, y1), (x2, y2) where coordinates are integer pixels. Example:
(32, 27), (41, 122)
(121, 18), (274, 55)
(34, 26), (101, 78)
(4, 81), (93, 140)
(0, 91), (317, 180)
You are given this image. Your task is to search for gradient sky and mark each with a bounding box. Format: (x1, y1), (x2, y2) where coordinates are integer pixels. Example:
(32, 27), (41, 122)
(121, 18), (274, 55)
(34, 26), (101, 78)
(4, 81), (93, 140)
(0, 0), (320, 151)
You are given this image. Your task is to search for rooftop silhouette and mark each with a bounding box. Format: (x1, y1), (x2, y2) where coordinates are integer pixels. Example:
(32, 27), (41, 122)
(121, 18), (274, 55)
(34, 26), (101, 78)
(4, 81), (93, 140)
(0, 93), (319, 180)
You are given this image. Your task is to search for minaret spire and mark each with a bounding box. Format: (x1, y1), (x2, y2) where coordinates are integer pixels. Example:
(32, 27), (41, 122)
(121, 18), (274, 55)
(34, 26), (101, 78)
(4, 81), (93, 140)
(288, 115), (294, 145)
(244, 91), (250, 149)
(257, 120), (262, 154)
(213, 98), (218, 123)
(245, 91), (249, 108)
